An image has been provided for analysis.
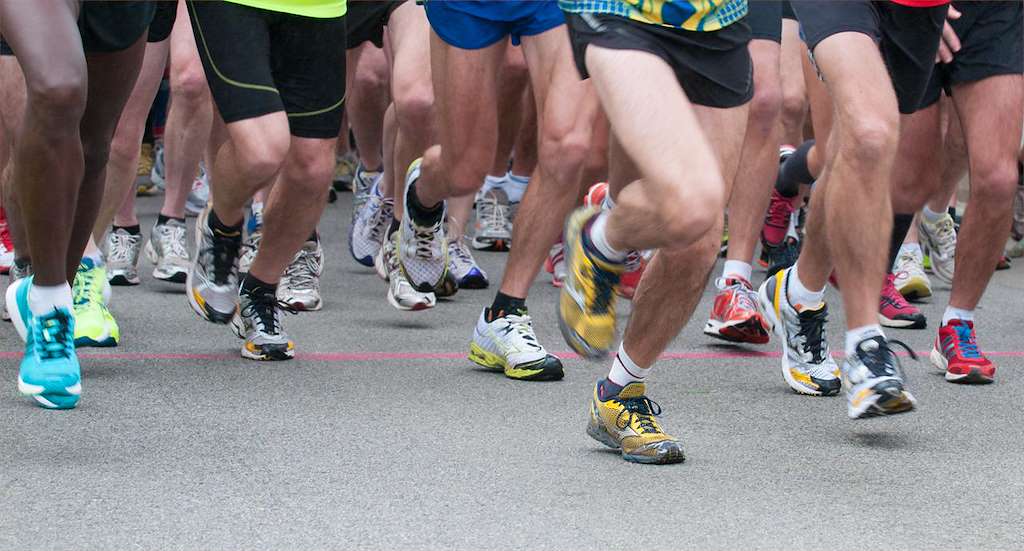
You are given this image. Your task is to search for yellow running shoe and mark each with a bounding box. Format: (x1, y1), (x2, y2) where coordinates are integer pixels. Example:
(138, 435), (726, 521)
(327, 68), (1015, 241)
(72, 258), (120, 348)
(587, 381), (685, 464)
(557, 207), (624, 359)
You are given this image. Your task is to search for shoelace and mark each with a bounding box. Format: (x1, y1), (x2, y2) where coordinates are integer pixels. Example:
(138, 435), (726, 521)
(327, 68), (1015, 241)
(362, 197), (391, 242)
(37, 309), (74, 360)
(205, 229), (241, 285)
(881, 275), (912, 310)
(107, 232), (138, 264)
(718, 278), (757, 312)
(858, 338), (917, 380)
(72, 266), (99, 308)
(241, 231), (262, 262)
(615, 395), (663, 435)
(413, 221), (442, 260)
(953, 323), (981, 359)
(766, 191), (794, 230)
(796, 306), (828, 363)
(502, 314), (543, 352)
(241, 291), (296, 335)
(157, 224), (189, 260)
(284, 248), (321, 291)
(932, 217), (957, 256)
(477, 193), (509, 235)
(448, 240), (474, 271)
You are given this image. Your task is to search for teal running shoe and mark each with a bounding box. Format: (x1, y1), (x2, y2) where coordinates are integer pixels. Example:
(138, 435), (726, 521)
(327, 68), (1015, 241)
(6, 276), (81, 409)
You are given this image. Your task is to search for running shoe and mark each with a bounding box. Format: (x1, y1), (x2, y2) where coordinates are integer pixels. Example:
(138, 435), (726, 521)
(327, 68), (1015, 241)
(0, 207), (14, 274)
(231, 285), (295, 361)
(448, 239), (488, 289)
(145, 218), (190, 283)
(137, 142), (155, 179)
(471, 188), (512, 251)
(758, 267), (841, 396)
(892, 247), (931, 301)
(105, 228), (143, 286)
(7, 276), (80, 409)
(557, 207), (625, 359)
(761, 189), (795, 254)
(399, 159), (450, 293)
(71, 258), (119, 348)
(932, 319), (995, 384)
(586, 381), (685, 465)
(582, 183), (646, 299)
(185, 166), (210, 217)
(332, 151), (358, 191)
(279, 239), (323, 311)
(187, 205), (241, 324)
(3, 259), (30, 322)
(469, 308), (563, 381)
(704, 276), (770, 344)
(349, 180), (393, 267)
(1009, 173), (1024, 257)
(352, 163), (381, 221)
(761, 236), (800, 278)
(384, 232), (436, 311)
(146, 141), (165, 193)
(374, 233), (391, 282)
(239, 202), (263, 276)
(842, 336), (917, 419)
(878, 273), (926, 329)
(996, 255), (1011, 270)
(545, 240), (566, 288)
(917, 212), (956, 284)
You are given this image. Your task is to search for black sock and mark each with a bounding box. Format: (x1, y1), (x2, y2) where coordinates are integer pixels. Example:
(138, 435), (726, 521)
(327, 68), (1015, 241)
(387, 218), (400, 238)
(487, 292), (527, 321)
(405, 181), (444, 226)
(113, 224), (141, 236)
(208, 209), (242, 237)
(888, 213), (915, 270)
(157, 214), (185, 226)
(309, 230), (319, 242)
(777, 139), (815, 198)
(240, 273), (276, 295)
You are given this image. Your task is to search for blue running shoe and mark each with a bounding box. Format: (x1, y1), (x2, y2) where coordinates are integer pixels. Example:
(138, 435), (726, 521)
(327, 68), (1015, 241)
(6, 276), (81, 409)
(448, 239), (488, 289)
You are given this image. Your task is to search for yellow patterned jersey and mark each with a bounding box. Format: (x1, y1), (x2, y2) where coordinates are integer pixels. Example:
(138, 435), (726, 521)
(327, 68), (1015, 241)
(559, 0), (748, 32)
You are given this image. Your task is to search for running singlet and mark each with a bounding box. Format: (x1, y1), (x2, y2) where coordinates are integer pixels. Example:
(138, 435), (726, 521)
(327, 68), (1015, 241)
(226, 0), (346, 18)
(559, 0), (748, 31)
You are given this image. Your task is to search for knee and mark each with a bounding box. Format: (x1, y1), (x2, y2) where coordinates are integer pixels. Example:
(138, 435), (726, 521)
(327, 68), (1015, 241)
(233, 134), (290, 184)
(660, 182), (724, 241)
(353, 62), (389, 98)
(26, 72), (87, 121)
(170, 59), (209, 105)
(394, 82), (433, 134)
(748, 81), (783, 134)
(286, 146), (336, 196)
(845, 113), (899, 167)
(538, 125), (590, 183)
(444, 151), (490, 198)
(971, 161), (1020, 205)
(780, 92), (806, 129)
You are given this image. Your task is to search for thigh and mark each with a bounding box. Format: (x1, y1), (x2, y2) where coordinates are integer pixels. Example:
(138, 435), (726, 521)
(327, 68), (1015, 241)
(0, 0), (86, 100)
(878, 2), (945, 114)
(81, 36), (148, 157)
(424, 0), (508, 50)
(808, 31), (898, 135)
(270, 13), (347, 139)
(953, 74), (1024, 182)
(521, 23), (596, 143)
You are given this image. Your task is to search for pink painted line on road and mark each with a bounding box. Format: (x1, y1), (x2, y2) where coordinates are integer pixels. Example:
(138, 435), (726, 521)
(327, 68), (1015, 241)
(1, 350), (1024, 361)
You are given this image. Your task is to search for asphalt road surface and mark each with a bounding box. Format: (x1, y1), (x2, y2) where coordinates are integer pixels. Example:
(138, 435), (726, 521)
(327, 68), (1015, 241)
(2, 194), (1023, 551)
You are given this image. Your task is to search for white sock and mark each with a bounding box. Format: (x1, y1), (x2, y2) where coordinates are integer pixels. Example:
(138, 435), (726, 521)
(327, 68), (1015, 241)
(587, 211), (628, 262)
(899, 242), (922, 256)
(82, 250), (103, 267)
(28, 282), (73, 316)
(786, 263), (825, 308)
(845, 324), (885, 357)
(722, 260), (752, 283)
(481, 174), (506, 196)
(942, 306), (974, 325)
(607, 344), (652, 387)
(505, 172), (528, 204)
(922, 205), (945, 223)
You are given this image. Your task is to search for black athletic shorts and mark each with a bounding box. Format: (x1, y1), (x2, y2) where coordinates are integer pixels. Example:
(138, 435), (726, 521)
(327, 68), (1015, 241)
(781, 1), (797, 21)
(791, 0), (946, 114)
(188, 1), (347, 139)
(347, 0), (404, 49)
(148, 0), (178, 43)
(747, 0), (782, 43)
(0, 1), (156, 55)
(565, 13), (753, 109)
(921, 0), (1023, 107)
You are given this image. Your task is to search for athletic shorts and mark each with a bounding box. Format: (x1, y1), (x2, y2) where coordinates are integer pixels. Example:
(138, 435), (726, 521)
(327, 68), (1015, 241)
(921, 0), (1023, 107)
(791, 0), (946, 114)
(0, 1), (156, 55)
(188, 1), (347, 139)
(747, 0), (782, 43)
(424, 0), (564, 49)
(565, 13), (753, 109)
(148, 0), (179, 43)
(782, 1), (797, 21)
(346, 0), (404, 49)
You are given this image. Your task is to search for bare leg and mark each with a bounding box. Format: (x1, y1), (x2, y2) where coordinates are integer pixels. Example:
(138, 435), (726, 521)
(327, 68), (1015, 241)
(0, 55), (28, 257)
(489, 43), (528, 177)
(509, 83), (539, 178)
(346, 42), (389, 171)
(779, 19), (807, 147)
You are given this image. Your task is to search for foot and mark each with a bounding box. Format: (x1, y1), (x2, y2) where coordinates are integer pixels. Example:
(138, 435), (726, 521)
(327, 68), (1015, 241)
(760, 189), (795, 256)
(3, 259), (31, 322)
(471, 188), (512, 251)
(187, 205), (241, 324)
(279, 239), (324, 311)
(351, 163), (382, 222)
(72, 259), (119, 348)
(184, 166), (210, 217)
(917, 212), (956, 284)
(557, 207), (625, 359)
(758, 267), (841, 396)
(398, 159), (450, 293)
(587, 381), (685, 464)
(932, 319), (995, 384)
(105, 227), (143, 286)
(0, 208), (14, 274)
(232, 285), (295, 361)
(761, 236), (800, 278)
(879, 273), (926, 329)
(469, 308), (563, 381)
(448, 239), (489, 290)
(145, 219), (190, 283)
(384, 232), (436, 311)
(349, 180), (393, 267)
(843, 336), (917, 419)
(7, 277), (81, 409)
(704, 276), (770, 344)
(546, 240), (566, 288)
(893, 247), (931, 300)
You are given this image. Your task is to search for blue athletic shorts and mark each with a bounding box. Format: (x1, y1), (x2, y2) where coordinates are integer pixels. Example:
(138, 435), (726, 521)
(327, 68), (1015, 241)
(424, 0), (564, 49)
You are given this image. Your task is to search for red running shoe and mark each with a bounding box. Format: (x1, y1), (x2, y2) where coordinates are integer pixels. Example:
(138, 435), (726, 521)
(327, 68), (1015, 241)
(703, 276), (770, 344)
(931, 319), (995, 384)
(761, 189), (795, 250)
(545, 240), (566, 288)
(584, 182), (608, 208)
(0, 207), (14, 274)
(878, 273), (926, 329)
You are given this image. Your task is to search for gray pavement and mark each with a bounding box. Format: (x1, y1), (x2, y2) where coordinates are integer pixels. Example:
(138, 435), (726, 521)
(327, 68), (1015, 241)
(1, 194), (1023, 551)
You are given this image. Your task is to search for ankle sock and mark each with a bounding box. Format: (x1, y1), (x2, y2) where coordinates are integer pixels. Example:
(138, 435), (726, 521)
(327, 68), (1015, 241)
(505, 172), (529, 203)
(606, 344), (651, 388)
(845, 324), (885, 357)
(28, 282), (73, 316)
(113, 224), (141, 236)
(387, 218), (400, 238)
(899, 242), (922, 257)
(585, 211), (628, 262)
(481, 174), (505, 196)
(488, 292), (527, 320)
(157, 214), (185, 226)
(209, 209), (243, 237)
(240, 273), (276, 295)
(786, 263), (825, 309)
(722, 260), (752, 283)
(942, 306), (974, 325)
(922, 205), (945, 224)
(406, 181), (443, 226)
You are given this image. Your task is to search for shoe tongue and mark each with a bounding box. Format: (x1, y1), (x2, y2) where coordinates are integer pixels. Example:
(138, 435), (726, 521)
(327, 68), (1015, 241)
(79, 257), (97, 271)
(947, 318), (973, 329)
(795, 302), (825, 314)
(618, 382), (646, 399)
(857, 335), (887, 355)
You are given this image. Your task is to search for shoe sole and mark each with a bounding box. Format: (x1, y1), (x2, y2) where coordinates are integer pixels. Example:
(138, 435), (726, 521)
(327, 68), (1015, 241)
(457, 276), (489, 290)
(898, 281), (932, 301)
(471, 238), (510, 252)
(878, 314), (926, 329)
(703, 317), (770, 345)
(929, 347), (994, 384)
(108, 272), (140, 286)
(241, 346), (295, 361)
(586, 417), (685, 465)
(848, 389), (917, 419)
(387, 290), (435, 312)
(468, 343), (564, 382)
(74, 336), (118, 348)
(285, 300), (323, 312)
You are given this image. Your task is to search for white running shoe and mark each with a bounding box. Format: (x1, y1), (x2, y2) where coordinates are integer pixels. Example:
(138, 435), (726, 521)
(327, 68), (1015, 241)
(349, 181), (393, 267)
(917, 212), (956, 285)
(448, 239), (488, 289)
(398, 159), (449, 293)
(385, 232), (435, 311)
(145, 219), (190, 283)
(468, 308), (563, 381)
(892, 247), (931, 301)
(546, 241), (567, 287)
(185, 166), (210, 217)
(352, 163), (381, 220)
(279, 239), (324, 311)
(105, 228), (143, 286)
(471, 188), (512, 251)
